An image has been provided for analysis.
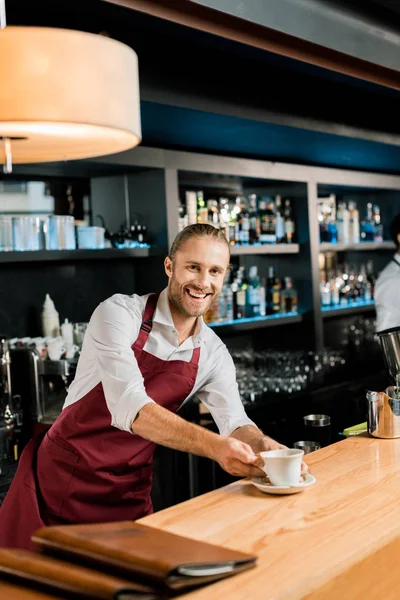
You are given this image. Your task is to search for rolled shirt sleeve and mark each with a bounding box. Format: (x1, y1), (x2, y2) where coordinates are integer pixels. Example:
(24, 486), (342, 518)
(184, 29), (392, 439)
(196, 346), (257, 437)
(88, 297), (155, 433)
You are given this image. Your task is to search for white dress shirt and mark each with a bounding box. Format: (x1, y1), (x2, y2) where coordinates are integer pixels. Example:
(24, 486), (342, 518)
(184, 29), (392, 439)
(375, 254), (400, 332)
(64, 288), (256, 436)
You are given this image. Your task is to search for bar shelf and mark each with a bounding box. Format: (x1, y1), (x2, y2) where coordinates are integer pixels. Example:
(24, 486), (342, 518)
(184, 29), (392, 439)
(229, 244), (299, 256)
(321, 299), (375, 318)
(0, 248), (166, 263)
(319, 242), (394, 252)
(208, 312), (302, 333)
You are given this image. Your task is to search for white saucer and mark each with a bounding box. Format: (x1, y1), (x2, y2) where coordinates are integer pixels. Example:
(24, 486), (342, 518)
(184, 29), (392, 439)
(251, 473), (316, 495)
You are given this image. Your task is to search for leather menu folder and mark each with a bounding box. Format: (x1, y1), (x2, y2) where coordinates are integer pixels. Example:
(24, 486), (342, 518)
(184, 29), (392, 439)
(0, 548), (162, 599)
(32, 521), (257, 591)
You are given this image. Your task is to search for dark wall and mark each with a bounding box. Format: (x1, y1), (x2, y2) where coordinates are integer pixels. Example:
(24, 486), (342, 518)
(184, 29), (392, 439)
(0, 260), (139, 338)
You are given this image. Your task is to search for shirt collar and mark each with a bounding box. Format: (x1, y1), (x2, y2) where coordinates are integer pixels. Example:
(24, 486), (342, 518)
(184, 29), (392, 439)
(153, 288), (206, 344)
(393, 254), (400, 267)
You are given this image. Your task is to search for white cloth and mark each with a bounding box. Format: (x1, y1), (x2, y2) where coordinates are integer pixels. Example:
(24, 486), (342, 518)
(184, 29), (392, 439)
(64, 288), (256, 436)
(375, 254), (400, 332)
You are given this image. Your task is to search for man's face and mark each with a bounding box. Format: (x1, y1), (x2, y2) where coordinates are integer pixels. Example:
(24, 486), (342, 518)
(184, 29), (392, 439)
(164, 237), (230, 318)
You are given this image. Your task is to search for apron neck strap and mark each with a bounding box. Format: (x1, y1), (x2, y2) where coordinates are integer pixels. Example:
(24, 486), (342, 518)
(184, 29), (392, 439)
(135, 293), (159, 350)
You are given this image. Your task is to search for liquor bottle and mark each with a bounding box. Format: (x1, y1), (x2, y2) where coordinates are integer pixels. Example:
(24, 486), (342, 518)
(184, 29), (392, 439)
(207, 199), (219, 226)
(275, 195), (285, 243)
(336, 202), (350, 244)
(259, 278), (267, 316)
(266, 266), (281, 314)
(320, 272), (332, 306)
(238, 197), (250, 245)
(219, 197), (230, 241)
(361, 203), (376, 241)
(284, 199), (295, 243)
(225, 283), (234, 321)
(236, 280), (247, 319)
(267, 198), (276, 241)
(178, 200), (188, 232)
(280, 277), (298, 313)
(185, 191), (197, 225)
(196, 191), (208, 224)
(246, 266), (261, 318)
(373, 204), (383, 242)
(327, 217), (338, 243)
(348, 201), (360, 244)
(258, 199), (269, 244)
(248, 194), (260, 244)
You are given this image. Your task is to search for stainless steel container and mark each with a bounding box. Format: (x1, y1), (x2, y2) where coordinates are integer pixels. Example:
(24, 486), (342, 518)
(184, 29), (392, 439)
(293, 441), (321, 454)
(377, 326), (400, 381)
(303, 414), (331, 447)
(367, 387), (400, 438)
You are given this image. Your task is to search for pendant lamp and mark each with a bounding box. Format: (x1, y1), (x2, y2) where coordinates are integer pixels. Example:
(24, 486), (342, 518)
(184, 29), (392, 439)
(0, 0), (142, 173)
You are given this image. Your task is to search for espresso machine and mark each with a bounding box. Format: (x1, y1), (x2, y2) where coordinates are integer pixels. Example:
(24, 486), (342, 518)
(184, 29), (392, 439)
(367, 326), (400, 438)
(0, 336), (21, 472)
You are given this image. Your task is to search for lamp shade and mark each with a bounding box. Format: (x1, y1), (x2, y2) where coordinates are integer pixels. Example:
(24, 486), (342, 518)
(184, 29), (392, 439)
(0, 27), (142, 164)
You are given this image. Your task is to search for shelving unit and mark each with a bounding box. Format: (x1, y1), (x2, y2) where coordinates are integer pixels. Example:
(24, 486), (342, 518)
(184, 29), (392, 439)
(2, 146), (400, 346)
(0, 248), (165, 264)
(321, 299), (375, 318)
(319, 242), (394, 252)
(208, 312), (302, 334)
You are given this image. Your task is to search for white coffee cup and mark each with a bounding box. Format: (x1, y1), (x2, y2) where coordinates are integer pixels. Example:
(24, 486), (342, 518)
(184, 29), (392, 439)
(46, 337), (66, 361)
(260, 449), (304, 486)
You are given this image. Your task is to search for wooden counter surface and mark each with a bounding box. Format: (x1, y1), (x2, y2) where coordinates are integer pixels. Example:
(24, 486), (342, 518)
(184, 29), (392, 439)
(139, 435), (400, 600)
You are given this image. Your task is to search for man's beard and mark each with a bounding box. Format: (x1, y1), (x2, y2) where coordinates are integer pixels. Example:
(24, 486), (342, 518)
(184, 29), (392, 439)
(168, 277), (218, 318)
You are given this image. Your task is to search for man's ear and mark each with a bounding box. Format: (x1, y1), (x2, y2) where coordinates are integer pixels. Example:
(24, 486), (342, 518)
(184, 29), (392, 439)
(164, 256), (173, 278)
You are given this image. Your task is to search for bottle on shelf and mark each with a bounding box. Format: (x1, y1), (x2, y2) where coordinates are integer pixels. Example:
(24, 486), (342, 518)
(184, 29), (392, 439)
(361, 203), (376, 241)
(336, 202), (350, 244)
(235, 268), (247, 320)
(185, 191), (197, 226)
(41, 294), (60, 338)
(196, 191), (208, 224)
(275, 195), (285, 244)
(266, 266), (281, 314)
(258, 197), (276, 244)
(280, 277), (298, 313)
(259, 278), (267, 317)
(348, 201), (360, 244)
(373, 205), (383, 242)
(284, 199), (295, 243)
(238, 196), (250, 245)
(246, 266), (261, 318)
(248, 194), (260, 244)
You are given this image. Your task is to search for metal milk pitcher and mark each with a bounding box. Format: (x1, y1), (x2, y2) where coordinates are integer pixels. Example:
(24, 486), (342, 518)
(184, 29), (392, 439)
(377, 326), (400, 380)
(367, 387), (400, 439)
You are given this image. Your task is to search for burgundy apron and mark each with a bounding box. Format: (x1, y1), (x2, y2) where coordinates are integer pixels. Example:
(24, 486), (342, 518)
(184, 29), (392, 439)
(0, 293), (200, 549)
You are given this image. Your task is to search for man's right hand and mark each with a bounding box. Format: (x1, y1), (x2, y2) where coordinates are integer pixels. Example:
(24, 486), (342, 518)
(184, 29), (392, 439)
(212, 437), (263, 478)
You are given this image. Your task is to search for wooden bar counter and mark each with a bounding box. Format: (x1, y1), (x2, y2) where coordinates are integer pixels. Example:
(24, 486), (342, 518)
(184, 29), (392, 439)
(139, 434), (400, 599)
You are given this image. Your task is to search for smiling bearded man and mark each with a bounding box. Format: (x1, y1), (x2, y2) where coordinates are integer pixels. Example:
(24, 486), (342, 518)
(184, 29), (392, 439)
(0, 224), (289, 551)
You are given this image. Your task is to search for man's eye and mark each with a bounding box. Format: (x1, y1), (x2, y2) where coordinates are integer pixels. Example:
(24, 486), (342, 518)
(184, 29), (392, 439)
(188, 265), (199, 270)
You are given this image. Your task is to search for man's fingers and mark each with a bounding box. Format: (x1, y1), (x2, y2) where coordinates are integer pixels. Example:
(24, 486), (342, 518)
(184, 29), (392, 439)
(301, 461), (309, 474)
(252, 455), (264, 468)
